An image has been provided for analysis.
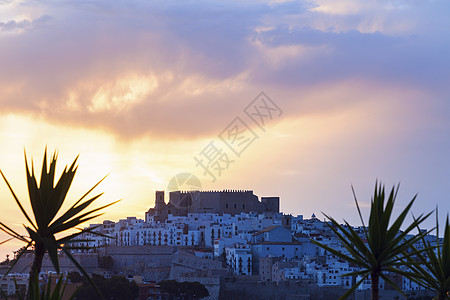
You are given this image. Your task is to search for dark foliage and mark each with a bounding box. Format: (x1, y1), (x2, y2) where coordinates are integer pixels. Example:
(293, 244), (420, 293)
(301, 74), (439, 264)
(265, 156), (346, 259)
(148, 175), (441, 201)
(159, 280), (209, 299)
(68, 271), (83, 284)
(98, 255), (114, 270)
(74, 274), (138, 300)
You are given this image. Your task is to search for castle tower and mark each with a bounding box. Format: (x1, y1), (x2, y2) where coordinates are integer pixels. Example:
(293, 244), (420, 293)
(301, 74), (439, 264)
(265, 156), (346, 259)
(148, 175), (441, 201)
(155, 191), (165, 211)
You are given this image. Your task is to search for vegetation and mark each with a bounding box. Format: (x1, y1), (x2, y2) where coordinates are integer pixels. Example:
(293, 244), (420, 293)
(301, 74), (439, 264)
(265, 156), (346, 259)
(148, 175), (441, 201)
(0, 274), (77, 300)
(159, 280), (210, 299)
(73, 274), (138, 300)
(0, 149), (118, 299)
(98, 255), (114, 271)
(407, 211), (450, 300)
(67, 271), (83, 284)
(0, 150), (447, 300)
(312, 182), (432, 300)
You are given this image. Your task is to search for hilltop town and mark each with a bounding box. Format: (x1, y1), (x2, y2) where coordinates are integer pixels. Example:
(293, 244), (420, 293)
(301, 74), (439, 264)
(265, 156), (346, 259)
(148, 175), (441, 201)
(2, 190), (437, 299)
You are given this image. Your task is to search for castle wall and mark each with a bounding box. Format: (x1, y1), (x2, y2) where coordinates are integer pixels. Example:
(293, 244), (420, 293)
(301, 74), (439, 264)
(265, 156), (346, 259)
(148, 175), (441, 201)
(148, 190), (280, 221)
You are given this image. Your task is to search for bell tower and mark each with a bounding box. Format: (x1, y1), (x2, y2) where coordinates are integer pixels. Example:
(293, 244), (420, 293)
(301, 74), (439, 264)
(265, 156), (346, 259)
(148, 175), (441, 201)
(155, 191), (165, 210)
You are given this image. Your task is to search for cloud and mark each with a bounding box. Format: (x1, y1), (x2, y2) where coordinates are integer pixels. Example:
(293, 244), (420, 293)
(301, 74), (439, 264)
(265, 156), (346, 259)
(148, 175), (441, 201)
(0, 15), (51, 32)
(0, 0), (449, 140)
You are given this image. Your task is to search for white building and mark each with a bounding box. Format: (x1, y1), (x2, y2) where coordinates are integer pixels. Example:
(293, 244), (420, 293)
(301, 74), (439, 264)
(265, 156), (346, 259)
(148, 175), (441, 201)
(315, 260), (353, 288)
(284, 267), (309, 280)
(0, 274), (28, 296)
(225, 243), (252, 275)
(214, 236), (248, 257)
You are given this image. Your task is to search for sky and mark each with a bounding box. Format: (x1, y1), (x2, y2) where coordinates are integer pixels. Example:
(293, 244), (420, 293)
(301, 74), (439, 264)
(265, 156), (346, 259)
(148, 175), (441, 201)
(1, 0), (450, 259)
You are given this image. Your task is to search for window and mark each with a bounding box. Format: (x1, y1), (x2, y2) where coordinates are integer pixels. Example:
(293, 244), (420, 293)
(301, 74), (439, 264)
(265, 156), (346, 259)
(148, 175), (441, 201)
(226, 204), (228, 208)
(234, 204), (237, 209)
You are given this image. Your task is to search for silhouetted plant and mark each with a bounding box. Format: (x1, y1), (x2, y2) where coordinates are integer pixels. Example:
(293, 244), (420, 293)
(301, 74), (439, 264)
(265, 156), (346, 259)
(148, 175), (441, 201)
(407, 210), (450, 300)
(312, 182), (431, 300)
(0, 149), (118, 299)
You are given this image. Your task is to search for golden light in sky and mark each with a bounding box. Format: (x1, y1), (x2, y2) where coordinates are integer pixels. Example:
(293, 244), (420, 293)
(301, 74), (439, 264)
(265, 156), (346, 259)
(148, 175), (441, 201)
(1, 0), (450, 259)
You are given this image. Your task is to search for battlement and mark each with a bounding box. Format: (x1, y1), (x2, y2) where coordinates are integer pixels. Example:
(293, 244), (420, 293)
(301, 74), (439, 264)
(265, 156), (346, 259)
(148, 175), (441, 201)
(177, 189), (253, 194)
(147, 190), (279, 221)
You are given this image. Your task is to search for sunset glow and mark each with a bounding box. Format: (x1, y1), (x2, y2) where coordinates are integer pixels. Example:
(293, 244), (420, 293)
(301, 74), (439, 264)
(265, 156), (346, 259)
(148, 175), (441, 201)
(1, 0), (450, 260)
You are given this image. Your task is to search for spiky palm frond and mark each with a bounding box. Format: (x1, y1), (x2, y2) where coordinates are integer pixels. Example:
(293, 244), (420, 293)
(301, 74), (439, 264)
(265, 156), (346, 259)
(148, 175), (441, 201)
(0, 149), (119, 299)
(407, 211), (450, 300)
(312, 182), (431, 300)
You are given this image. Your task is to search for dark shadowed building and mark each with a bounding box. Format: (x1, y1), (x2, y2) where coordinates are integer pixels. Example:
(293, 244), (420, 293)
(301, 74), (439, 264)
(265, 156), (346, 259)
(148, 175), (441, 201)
(146, 190), (279, 222)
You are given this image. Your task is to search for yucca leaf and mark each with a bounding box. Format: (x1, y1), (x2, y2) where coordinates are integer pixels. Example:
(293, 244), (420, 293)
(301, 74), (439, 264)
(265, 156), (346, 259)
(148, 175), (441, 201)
(0, 287), (8, 300)
(2, 241), (32, 278)
(51, 200), (119, 235)
(314, 182), (431, 299)
(380, 272), (406, 297)
(42, 236), (60, 273)
(52, 214), (105, 235)
(339, 274), (367, 300)
(58, 227), (114, 245)
(67, 174), (107, 212)
(44, 274), (52, 300)
(317, 224), (366, 264)
(24, 226), (42, 245)
(61, 248), (104, 300)
(46, 155), (78, 225)
(351, 185), (367, 234)
(0, 221), (29, 242)
(379, 186), (397, 238)
(385, 196), (416, 243)
(341, 269), (369, 277)
(46, 166), (76, 225)
(0, 169), (37, 231)
(311, 239), (364, 267)
(0, 237), (14, 246)
(49, 194), (103, 231)
(25, 154), (47, 231)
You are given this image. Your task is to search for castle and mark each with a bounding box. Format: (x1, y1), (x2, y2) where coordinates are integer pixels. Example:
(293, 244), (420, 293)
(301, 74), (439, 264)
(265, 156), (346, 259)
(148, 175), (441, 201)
(146, 190), (280, 222)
